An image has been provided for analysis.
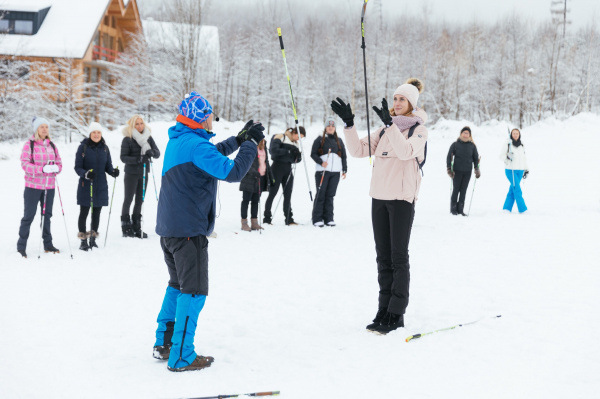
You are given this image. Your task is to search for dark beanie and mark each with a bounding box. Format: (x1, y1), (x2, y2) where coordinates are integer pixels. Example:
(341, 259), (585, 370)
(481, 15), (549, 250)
(461, 126), (471, 134)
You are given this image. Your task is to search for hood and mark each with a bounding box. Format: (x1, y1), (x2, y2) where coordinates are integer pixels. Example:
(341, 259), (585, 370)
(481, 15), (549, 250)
(168, 122), (215, 141)
(412, 108), (428, 125)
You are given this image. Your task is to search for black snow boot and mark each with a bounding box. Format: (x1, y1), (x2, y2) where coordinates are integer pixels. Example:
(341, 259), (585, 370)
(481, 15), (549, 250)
(263, 211), (273, 225)
(78, 232), (89, 251)
(121, 215), (135, 238)
(89, 231), (99, 249)
(457, 202), (466, 216)
(44, 244), (60, 254)
(366, 307), (387, 330)
(17, 249), (27, 258)
(451, 202), (458, 215)
(373, 312), (404, 335)
(132, 213), (148, 239)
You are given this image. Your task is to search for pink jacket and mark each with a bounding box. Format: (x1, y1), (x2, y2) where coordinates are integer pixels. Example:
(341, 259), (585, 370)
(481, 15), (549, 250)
(343, 109), (428, 202)
(20, 136), (63, 190)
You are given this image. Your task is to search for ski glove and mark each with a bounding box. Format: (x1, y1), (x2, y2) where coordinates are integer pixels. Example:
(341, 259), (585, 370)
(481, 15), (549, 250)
(110, 168), (120, 178)
(523, 170), (529, 179)
(138, 155), (149, 164)
(145, 149), (155, 158)
(475, 168), (481, 179)
(447, 168), (454, 178)
(331, 97), (354, 127)
(245, 122), (265, 145)
(43, 164), (59, 173)
(85, 170), (96, 180)
(373, 98), (393, 127)
(236, 120), (254, 146)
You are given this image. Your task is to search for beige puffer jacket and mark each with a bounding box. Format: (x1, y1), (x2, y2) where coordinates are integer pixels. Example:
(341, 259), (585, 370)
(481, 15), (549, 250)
(343, 108), (428, 202)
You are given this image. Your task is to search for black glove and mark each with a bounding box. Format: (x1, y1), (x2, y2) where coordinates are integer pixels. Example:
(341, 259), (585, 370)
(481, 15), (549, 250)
(236, 120), (254, 146)
(111, 168), (120, 178)
(373, 98), (393, 127)
(523, 170), (529, 179)
(246, 122), (265, 145)
(85, 170), (95, 180)
(145, 149), (154, 158)
(288, 145), (300, 158)
(138, 154), (149, 164)
(475, 168), (481, 179)
(330, 97), (354, 127)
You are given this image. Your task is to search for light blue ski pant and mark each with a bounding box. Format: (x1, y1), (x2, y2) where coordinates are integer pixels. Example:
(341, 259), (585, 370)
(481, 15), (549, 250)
(503, 169), (527, 213)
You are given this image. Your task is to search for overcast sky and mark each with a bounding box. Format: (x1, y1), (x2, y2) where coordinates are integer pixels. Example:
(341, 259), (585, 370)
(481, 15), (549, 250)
(138, 0), (599, 29)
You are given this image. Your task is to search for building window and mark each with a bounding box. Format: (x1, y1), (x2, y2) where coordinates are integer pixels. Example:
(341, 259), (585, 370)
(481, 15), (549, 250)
(0, 20), (9, 33)
(14, 20), (33, 34)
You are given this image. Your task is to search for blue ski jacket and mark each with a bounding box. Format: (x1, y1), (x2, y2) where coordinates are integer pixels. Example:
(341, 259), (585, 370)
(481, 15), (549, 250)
(156, 122), (256, 237)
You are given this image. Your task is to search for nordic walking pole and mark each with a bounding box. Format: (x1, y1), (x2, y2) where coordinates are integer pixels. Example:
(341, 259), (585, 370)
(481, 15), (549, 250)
(277, 27), (313, 201)
(258, 176), (262, 235)
(183, 390), (280, 399)
(467, 157), (480, 217)
(38, 175), (50, 259)
(140, 162), (146, 238)
(55, 177), (73, 259)
(150, 158), (159, 201)
(361, 0), (372, 164)
(405, 315), (502, 343)
(312, 149), (331, 211)
(104, 167), (118, 247)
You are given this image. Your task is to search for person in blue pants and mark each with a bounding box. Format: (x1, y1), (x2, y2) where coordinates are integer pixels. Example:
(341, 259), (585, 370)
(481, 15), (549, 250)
(499, 128), (529, 213)
(153, 91), (265, 372)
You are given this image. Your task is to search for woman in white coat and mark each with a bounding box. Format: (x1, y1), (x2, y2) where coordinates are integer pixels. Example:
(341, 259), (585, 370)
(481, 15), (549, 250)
(500, 128), (529, 213)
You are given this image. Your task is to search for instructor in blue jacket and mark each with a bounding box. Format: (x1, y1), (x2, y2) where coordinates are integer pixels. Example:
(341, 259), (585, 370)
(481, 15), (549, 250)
(152, 91), (265, 372)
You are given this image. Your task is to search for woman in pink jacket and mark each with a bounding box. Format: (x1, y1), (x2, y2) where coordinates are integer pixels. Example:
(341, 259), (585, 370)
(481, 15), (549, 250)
(331, 78), (427, 335)
(17, 117), (63, 258)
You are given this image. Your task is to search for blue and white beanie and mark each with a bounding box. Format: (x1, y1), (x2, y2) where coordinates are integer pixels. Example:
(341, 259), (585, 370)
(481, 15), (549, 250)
(178, 91), (213, 124)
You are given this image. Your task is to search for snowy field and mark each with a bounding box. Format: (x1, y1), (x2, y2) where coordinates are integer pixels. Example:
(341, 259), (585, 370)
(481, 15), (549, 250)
(1, 114), (599, 398)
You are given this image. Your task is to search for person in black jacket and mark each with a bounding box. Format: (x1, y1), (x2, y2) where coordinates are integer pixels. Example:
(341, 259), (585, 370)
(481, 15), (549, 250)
(120, 115), (160, 238)
(262, 126), (304, 226)
(310, 117), (347, 227)
(446, 126), (480, 216)
(239, 139), (273, 231)
(74, 122), (119, 250)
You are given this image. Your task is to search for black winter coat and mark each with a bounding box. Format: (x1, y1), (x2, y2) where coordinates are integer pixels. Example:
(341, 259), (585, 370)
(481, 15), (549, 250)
(269, 134), (302, 164)
(239, 147), (274, 193)
(310, 134), (348, 172)
(120, 133), (160, 176)
(74, 138), (116, 207)
(447, 139), (480, 173)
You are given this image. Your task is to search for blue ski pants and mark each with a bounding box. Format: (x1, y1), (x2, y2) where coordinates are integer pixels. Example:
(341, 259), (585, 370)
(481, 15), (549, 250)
(503, 169), (527, 213)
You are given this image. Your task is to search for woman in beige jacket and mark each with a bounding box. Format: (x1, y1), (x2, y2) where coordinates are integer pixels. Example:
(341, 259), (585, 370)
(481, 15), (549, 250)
(331, 78), (427, 335)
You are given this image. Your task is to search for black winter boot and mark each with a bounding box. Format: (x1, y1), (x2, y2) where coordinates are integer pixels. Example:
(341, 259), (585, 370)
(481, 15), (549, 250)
(366, 307), (387, 330)
(373, 312), (404, 335)
(132, 213), (148, 239)
(263, 211), (272, 225)
(78, 232), (90, 251)
(89, 231), (99, 249)
(121, 215), (135, 238)
(451, 202), (458, 215)
(457, 202), (466, 216)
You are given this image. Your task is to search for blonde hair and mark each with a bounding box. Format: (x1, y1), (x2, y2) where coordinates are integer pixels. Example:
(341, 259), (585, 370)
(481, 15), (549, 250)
(124, 115), (150, 138)
(34, 129), (50, 142)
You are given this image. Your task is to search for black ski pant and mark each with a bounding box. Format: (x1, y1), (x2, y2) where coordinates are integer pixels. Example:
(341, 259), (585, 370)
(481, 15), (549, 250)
(312, 171), (340, 224)
(372, 198), (415, 315)
(17, 187), (55, 251)
(160, 235), (209, 296)
(241, 175), (267, 219)
(263, 162), (294, 222)
(78, 206), (102, 233)
(121, 172), (148, 217)
(451, 171), (471, 212)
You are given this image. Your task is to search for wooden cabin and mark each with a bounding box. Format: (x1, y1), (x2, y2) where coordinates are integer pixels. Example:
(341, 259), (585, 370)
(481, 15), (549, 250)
(0, 0), (143, 121)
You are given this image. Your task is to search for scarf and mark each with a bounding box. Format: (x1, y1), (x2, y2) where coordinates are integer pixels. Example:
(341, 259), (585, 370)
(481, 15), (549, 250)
(511, 138), (522, 147)
(391, 114), (423, 132)
(131, 128), (152, 155)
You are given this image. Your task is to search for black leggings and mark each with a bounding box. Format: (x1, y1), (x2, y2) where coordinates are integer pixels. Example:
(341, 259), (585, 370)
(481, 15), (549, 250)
(78, 206), (102, 233)
(451, 171), (471, 205)
(122, 173), (148, 217)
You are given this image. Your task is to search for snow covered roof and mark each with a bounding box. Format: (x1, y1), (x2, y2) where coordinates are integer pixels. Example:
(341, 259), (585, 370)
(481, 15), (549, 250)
(0, 0), (137, 59)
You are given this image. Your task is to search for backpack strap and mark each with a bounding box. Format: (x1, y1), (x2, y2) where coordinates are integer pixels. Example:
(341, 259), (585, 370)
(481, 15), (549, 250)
(408, 123), (426, 176)
(29, 140), (34, 163)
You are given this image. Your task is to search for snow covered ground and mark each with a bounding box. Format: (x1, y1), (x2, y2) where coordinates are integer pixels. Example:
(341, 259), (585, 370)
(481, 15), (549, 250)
(1, 114), (599, 398)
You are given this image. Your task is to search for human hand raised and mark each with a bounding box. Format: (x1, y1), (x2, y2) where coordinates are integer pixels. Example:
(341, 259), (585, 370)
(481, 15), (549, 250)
(372, 98), (393, 127)
(330, 97), (354, 127)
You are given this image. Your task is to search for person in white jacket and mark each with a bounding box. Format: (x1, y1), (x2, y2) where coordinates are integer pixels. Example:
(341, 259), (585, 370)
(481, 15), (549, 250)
(499, 128), (529, 213)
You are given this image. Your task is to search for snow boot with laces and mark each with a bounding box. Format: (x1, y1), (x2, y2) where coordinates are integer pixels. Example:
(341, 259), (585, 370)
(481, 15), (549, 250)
(78, 232), (89, 251)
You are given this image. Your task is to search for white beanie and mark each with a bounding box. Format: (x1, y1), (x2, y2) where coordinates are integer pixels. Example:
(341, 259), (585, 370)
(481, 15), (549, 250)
(88, 122), (103, 134)
(393, 84), (419, 108)
(32, 117), (49, 134)
(325, 116), (336, 127)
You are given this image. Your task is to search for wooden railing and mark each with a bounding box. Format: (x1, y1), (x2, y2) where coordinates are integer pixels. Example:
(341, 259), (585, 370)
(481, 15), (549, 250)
(92, 45), (120, 62)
